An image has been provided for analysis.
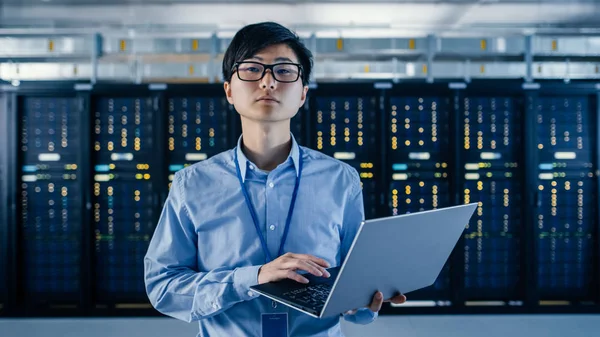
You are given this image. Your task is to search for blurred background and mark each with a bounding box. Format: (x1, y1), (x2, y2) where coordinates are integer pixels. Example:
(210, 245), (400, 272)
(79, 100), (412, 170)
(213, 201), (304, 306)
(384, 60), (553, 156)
(0, 1), (599, 336)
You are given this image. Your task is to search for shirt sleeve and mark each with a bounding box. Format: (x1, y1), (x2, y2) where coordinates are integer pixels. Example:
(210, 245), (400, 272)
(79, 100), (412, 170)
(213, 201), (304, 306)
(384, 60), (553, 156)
(339, 171), (378, 325)
(144, 171), (262, 323)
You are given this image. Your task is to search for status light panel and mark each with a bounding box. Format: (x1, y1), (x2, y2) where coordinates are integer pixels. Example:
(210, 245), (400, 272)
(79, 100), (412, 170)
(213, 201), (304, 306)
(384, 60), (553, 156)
(388, 97), (451, 214)
(19, 97), (81, 301)
(93, 97), (155, 299)
(167, 97), (230, 185)
(461, 97), (523, 302)
(315, 97), (378, 219)
(388, 96), (452, 302)
(535, 97), (596, 301)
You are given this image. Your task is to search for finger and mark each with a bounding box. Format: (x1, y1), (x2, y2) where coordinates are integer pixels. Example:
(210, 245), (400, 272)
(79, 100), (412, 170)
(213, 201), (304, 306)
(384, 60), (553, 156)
(291, 253), (330, 268)
(299, 260), (324, 277)
(283, 270), (309, 284)
(384, 293), (407, 303)
(368, 291), (384, 312)
(304, 260), (331, 278)
(390, 295), (407, 304)
(283, 259), (323, 277)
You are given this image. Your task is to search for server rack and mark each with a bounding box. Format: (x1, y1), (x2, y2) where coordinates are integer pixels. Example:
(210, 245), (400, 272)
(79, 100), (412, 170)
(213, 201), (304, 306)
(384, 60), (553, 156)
(381, 81), (457, 314)
(87, 84), (163, 315)
(0, 80), (599, 317)
(527, 81), (600, 313)
(3, 82), (88, 316)
(307, 82), (386, 220)
(454, 80), (529, 313)
(0, 87), (10, 314)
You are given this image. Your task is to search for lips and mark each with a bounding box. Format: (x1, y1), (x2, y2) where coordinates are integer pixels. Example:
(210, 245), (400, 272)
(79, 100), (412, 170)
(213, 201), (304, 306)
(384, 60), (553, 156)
(257, 96), (279, 102)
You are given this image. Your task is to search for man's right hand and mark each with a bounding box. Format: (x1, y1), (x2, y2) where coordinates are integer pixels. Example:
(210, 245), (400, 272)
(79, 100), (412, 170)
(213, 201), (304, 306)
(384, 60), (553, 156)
(257, 252), (331, 284)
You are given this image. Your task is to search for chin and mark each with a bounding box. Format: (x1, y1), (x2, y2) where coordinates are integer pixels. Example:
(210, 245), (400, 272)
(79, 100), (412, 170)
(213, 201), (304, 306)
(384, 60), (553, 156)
(243, 110), (292, 123)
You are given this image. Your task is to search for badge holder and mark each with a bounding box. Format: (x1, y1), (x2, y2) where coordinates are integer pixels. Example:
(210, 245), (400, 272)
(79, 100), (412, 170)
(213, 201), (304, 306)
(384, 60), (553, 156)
(261, 312), (288, 337)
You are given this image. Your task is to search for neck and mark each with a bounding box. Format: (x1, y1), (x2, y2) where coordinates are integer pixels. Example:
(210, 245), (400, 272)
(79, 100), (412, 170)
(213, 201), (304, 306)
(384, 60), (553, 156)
(240, 117), (292, 171)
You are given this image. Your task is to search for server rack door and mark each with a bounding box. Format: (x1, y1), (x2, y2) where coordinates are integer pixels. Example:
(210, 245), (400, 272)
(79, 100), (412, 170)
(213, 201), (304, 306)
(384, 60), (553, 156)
(308, 83), (382, 220)
(0, 91), (8, 313)
(385, 83), (454, 306)
(533, 91), (598, 305)
(90, 90), (160, 309)
(16, 92), (84, 311)
(457, 84), (526, 307)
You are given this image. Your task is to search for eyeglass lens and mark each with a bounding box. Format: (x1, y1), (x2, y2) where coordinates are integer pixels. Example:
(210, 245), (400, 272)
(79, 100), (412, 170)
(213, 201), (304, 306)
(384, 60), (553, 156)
(237, 62), (300, 82)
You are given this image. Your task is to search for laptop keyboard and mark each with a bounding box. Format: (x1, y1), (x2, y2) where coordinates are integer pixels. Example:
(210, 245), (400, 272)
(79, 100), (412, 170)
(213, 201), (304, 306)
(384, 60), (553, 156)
(281, 283), (332, 311)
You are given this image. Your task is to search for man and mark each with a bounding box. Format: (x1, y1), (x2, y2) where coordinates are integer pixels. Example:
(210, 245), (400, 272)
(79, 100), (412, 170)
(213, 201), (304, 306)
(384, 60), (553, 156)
(144, 21), (406, 337)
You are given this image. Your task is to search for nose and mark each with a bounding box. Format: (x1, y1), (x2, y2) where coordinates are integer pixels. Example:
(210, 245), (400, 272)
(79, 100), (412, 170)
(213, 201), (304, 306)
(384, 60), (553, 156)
(260, 69), (277, 89)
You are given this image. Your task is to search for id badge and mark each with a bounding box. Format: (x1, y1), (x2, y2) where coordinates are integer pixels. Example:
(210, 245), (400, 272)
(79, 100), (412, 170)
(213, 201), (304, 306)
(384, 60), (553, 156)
(261, 313), (288, 337)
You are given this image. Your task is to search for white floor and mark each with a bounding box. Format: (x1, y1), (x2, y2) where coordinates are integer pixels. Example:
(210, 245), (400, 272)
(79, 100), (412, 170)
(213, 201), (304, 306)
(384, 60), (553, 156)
(1, 315), (599, 337)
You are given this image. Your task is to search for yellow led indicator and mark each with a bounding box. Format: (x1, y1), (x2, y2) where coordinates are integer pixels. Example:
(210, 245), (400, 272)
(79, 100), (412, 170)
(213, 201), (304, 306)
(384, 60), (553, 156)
(480, 39), (487, 51)
(364, 65), (370, 73)
(192, 39), (199, 51)
(552, 40), (558, 51)
(336, 38), (343, 51)
(189, 65), (195, 75)
(48, 40), (54, 52)
(408, 39), (416, 50)
(422, 64), (428, 74)
(120, 39), (127, 52)
(480, 65), (485, 74)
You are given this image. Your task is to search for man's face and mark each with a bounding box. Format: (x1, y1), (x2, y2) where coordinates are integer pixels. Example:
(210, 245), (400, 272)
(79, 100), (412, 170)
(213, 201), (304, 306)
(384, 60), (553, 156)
(224, 43), (309, 124)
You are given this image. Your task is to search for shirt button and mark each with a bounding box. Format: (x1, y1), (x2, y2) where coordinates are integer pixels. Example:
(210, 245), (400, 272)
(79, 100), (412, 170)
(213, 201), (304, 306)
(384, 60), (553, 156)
(269, 225), (276, 231)
(247, 290), (254, 297)
(212, 302), (219, 309)
(268, 182), (274, 188)
(249, 165), (255, 170)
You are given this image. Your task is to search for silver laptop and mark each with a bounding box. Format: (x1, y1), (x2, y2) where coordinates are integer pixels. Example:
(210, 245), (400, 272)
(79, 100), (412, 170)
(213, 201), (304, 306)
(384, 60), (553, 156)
(250, 203), (478, 318)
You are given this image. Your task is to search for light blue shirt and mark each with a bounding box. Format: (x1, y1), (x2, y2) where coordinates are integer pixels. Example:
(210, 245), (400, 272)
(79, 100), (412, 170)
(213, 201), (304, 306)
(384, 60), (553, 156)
(144, 134), (377, 337)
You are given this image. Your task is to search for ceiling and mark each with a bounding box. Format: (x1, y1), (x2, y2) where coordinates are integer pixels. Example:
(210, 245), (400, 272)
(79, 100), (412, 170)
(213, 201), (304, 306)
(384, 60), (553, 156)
(2, 0), (600, 4)
(1, 0), (600, 34)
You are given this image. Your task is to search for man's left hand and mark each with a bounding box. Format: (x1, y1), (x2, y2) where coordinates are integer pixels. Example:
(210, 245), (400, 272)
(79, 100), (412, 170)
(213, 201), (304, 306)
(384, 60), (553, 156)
(344, 291), (407, 315)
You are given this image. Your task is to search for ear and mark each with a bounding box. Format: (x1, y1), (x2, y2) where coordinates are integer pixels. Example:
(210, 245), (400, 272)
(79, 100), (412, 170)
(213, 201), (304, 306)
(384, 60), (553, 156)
(224, 81), (234, 105)
(299, 85), (309, 108)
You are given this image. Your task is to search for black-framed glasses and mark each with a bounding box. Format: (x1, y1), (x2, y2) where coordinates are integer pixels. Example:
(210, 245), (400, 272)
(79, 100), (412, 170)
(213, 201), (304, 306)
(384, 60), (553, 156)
(232, 61), (303, 83)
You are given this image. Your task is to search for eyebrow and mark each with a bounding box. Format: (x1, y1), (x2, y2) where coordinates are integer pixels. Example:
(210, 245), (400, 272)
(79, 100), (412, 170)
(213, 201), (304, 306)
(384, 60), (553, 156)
(249, 56), (295, 63)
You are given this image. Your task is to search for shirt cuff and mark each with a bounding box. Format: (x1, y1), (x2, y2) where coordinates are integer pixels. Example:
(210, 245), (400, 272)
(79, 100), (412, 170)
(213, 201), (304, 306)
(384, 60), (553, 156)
(233, 265), (263, 301)
(344, 308), (378, 325)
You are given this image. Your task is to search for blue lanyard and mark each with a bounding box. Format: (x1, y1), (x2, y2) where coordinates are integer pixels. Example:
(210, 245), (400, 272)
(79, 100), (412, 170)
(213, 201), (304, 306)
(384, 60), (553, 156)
(234, 146), (303, 263)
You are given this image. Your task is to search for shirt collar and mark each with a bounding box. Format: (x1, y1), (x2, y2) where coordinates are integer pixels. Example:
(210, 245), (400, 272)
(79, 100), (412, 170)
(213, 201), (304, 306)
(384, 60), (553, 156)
(235, 133), (301, 183)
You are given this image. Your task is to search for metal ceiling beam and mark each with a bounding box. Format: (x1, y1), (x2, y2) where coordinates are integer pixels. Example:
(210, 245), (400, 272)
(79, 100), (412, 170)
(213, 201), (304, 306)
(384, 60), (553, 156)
(2, 0), (600, 4)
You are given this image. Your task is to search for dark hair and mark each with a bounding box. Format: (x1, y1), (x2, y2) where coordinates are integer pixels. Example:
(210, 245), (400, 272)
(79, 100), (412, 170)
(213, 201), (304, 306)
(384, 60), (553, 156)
(222, 22), (313, 86)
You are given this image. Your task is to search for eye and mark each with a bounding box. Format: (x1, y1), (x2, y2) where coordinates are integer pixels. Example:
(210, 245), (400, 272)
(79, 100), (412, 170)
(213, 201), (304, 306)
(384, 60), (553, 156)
(276, 68), (291, 74)
(240, 66), (261, 73)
